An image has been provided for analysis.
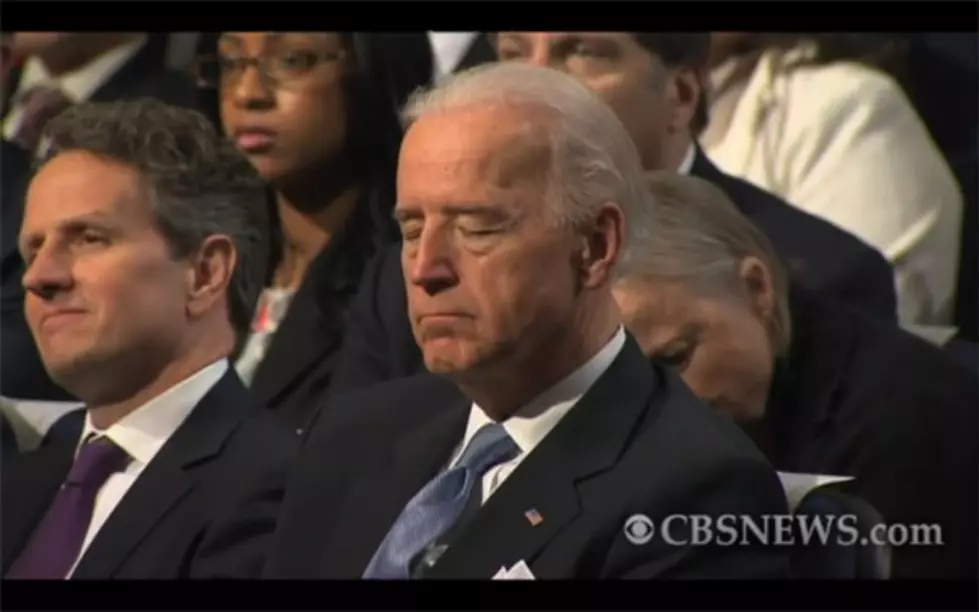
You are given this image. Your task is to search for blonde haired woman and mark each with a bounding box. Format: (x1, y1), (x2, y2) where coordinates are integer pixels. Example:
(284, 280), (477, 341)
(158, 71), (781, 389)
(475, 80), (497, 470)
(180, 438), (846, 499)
(615, 171), (977, 579)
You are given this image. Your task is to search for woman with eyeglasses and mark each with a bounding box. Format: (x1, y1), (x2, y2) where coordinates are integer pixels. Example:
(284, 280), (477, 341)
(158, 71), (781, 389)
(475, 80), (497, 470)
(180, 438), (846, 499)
(197, 32), (433, 430)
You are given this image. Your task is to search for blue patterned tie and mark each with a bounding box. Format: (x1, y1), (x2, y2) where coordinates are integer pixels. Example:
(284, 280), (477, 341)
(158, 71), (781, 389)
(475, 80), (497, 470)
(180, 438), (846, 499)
(364, 423), (519, 579)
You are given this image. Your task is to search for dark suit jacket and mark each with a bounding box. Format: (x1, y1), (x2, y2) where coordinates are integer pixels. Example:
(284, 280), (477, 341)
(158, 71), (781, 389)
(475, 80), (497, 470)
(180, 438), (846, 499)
(1, 42), (201, 402)
(757, 287), (978, 579)
(691, 151), (896, 318)
(249, 188), (399, 432)
(1, 412), (18, 460)
(1, 371), (296, 579)
(452, 34), (497, 73)
(329, 150), (898, 394)
(265, 337), (791, 579)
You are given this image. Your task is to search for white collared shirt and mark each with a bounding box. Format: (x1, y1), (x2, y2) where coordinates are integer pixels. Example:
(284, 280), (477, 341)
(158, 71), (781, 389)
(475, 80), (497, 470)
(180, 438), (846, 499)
(677, 142), (696, 175)
(3, 35), (147, 143)
(427, 32), (479, 82)
(450, 327), (626, 503)
(65, 358), (227, 578)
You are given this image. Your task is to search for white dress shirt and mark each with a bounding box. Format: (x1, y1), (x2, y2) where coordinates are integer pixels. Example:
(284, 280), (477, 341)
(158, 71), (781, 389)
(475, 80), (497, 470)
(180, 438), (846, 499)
(450, 327), (626, 503)
(3, 35), (147, 142)
(427, 32), (479, 82)
(65, 358), (228, 577)
(703, 47), (963, 325)
(677, 142), (696, 175)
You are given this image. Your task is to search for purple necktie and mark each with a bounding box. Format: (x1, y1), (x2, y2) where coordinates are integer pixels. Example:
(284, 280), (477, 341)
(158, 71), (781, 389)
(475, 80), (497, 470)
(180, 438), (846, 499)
(10, 85), (72, 152)
(7, 437), (129, 579)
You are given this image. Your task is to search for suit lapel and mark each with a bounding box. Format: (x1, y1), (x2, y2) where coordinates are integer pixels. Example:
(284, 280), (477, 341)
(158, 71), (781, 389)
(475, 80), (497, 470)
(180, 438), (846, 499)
(327, 400), (469, 577)
(70, 373), (251, 579)
(456, 34), (497, 73)
(2, 65), (23, 119)
(427, 336), (661, 578)
(250, 190), (385, 412)
(1, 443), (74, 572)
(249, 284), (342, 411)
(767, 289), (855, 470)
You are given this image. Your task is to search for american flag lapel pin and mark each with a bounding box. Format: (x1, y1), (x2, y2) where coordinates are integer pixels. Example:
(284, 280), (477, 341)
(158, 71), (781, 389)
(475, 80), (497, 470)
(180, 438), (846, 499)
(524, 508), (544, 526)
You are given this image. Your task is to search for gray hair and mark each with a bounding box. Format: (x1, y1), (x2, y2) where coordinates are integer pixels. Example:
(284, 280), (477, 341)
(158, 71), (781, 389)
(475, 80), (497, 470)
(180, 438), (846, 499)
(619, 171), (792, 352)
(401, 62), (652, 268)
(41, 98), (270, 339)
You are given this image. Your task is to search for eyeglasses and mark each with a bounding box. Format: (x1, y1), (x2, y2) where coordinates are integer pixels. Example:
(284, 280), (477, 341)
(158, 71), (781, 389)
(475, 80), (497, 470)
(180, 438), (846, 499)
(195, 48), (346, 89)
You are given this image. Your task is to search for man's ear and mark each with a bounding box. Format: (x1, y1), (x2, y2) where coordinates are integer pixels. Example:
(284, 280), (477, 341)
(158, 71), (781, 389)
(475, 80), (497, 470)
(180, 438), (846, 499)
(577, 201), (626, 289)
(665, 67), (702, 134)
(185, 234), (237, 319)
(738, 255), (774, 321)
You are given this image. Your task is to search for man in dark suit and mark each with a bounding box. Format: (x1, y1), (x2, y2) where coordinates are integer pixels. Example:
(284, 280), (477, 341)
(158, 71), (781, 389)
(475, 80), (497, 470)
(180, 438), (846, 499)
(3, 99), (293, 579)
(329, 32), (897, 394)
(266, 63), (791, 579)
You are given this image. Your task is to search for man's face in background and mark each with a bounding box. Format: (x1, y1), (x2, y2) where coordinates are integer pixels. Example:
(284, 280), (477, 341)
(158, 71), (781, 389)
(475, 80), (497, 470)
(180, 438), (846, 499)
(495, 32), (701, 171)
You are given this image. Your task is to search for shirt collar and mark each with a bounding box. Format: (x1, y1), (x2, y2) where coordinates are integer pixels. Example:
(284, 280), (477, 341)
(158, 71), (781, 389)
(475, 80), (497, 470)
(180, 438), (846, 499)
(677, 142), (697, 175)
(77, 359), (228, 466)
(427, 32), (479, 80)
(462, 326), (626, 457)
(14, 36), (147, 104)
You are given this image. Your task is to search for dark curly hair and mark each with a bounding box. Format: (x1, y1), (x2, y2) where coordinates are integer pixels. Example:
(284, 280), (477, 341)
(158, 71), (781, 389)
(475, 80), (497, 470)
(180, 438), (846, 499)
(40, 98), (270, 339)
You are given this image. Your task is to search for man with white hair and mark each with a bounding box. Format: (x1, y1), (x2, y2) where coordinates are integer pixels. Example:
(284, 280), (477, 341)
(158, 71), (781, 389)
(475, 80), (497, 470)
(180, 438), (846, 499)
(264, 63), (791, 580)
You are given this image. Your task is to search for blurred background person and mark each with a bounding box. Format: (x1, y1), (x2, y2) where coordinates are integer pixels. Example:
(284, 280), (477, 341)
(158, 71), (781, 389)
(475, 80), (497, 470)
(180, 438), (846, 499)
(3, 33), (199, 153)
(613, 171), (978, 579)
(196, 32), (432, 430)
(703, 33), (964, 326)
(330, 32), (898, 394)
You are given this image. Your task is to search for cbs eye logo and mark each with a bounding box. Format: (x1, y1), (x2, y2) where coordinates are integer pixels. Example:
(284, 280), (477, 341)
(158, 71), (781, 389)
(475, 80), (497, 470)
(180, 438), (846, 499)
(623, 514), (655, 545)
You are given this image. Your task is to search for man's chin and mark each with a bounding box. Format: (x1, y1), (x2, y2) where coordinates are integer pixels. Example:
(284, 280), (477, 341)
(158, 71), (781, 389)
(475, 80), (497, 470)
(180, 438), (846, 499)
(43, 351), (106, 393)
(422, 342), (483, 377)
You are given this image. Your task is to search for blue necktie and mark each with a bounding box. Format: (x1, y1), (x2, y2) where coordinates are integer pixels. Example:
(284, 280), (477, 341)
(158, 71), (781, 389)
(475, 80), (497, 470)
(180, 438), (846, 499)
(364, 423), (519, 579)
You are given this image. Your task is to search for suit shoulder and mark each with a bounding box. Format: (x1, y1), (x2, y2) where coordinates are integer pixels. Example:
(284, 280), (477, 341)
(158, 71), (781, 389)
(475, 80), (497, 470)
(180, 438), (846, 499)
(722, 170), (877, 252)
(806, 296), (978, 444)
(640, 368), (773, 471)
(309, 373), (461, 445)
(223, 409), (300, 472)
(847, 316), (977, 408)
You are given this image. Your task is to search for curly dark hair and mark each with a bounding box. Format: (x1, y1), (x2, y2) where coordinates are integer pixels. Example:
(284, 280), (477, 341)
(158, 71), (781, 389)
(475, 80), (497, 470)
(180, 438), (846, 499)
(41, 98), (270, 339)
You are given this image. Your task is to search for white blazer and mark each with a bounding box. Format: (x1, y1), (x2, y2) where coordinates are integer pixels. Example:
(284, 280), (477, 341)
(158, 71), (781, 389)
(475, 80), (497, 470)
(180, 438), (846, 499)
(705, 49), (963, 325)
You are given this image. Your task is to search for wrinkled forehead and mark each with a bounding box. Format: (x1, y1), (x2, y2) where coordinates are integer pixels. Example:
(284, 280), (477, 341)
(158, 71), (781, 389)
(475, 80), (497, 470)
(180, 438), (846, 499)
(398, 104), (556, 197)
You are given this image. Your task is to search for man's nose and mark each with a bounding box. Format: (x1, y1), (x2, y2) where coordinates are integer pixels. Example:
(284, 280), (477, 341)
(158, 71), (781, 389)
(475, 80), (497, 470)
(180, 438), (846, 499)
(22, 247), (73, 299)
(406, 229), (459, 296)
